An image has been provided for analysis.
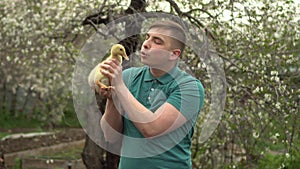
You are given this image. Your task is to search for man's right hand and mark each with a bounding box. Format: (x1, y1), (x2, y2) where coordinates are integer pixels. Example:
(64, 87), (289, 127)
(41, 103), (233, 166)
(99, 87), (112, 99)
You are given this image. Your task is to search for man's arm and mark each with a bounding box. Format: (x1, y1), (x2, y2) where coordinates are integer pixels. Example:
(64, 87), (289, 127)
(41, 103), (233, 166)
(113, 83), (187, 138)
(100, 59), (199, 138)
(88, 63), (123, 143)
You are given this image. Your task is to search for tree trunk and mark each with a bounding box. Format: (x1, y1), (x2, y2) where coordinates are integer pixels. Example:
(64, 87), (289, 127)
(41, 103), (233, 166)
(9, 87), (18, 117)
(81, 0), (146, 168)
(0, 151), (5, 169)
(82, 135), (105, 169)
(81, 93), (106, 169)
(0, 80), (5, 114)
(106, 151), (120, 169)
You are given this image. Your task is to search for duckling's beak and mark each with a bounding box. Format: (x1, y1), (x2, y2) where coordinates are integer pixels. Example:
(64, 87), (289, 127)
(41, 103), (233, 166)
(122, 51), (129, 60)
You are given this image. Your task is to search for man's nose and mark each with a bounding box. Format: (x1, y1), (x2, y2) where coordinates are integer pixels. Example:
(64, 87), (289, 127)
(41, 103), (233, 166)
(142, 39), (150, 49)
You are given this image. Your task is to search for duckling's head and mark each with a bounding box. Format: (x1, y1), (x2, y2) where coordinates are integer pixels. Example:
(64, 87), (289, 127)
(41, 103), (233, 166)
(111, 44), (129, 61)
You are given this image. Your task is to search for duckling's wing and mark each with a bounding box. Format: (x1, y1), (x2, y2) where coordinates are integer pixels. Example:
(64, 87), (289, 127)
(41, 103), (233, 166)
(88, 63), (101, 87)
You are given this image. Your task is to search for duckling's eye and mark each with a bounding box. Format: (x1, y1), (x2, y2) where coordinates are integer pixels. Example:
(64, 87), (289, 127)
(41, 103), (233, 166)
(120, 48), (123, 51)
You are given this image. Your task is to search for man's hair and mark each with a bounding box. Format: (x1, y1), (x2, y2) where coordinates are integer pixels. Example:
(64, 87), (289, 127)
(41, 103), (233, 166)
(149, 20), (186, 54)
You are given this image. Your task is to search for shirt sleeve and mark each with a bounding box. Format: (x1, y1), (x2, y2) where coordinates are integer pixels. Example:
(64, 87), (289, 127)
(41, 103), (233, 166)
(167, 79), (205, 122)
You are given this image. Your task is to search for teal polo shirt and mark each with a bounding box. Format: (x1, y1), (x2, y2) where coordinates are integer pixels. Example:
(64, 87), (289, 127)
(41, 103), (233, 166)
(119, 66), (204, 169)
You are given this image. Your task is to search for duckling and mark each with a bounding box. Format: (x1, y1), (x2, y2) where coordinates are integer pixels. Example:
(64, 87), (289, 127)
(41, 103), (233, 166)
(88, 44), (129, 92)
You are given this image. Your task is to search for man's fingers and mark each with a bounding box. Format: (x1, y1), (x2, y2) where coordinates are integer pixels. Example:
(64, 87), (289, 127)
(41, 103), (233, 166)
(110, 59), (120, 66)
(100, 64), (115, 74)
(102, 59), (119, 67)
(99, 87), (112, 99)
(100, 69), (111, 78)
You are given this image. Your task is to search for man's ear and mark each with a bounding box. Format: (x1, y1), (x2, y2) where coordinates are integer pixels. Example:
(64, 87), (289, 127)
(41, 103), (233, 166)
(170, 49), (181, 60)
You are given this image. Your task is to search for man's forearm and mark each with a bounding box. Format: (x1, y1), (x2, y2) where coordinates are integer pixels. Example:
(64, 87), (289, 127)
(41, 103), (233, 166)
(113, 82), (187, 138)
(114, 83), (164, 137)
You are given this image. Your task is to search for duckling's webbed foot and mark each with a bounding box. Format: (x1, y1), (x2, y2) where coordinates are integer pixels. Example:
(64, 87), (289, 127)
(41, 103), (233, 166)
(96, 81), (108, 88)
(96, 81), (112, 90)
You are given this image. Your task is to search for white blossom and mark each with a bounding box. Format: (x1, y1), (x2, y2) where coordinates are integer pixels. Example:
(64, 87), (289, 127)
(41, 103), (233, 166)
(275, 102), (281, 109)
(270, 70), (278, 76)
(253, 131), (260, 138)
(264, 93), (272, 102)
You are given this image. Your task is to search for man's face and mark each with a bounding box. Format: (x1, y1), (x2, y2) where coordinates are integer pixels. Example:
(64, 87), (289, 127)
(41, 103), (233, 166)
(140, 27), (176, 69)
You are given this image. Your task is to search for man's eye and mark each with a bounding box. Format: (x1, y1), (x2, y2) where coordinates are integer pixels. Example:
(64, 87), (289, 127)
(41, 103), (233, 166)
(154, 39), (162, 44)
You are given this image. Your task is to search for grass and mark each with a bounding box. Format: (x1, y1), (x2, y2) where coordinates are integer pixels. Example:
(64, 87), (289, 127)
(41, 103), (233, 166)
(35, 147), (83, 160)
(0, 110), (81, 129)
(0, 132), (10, 139)
(12, 158), (21, 169)
(0, 113), (44, 139)
(0, 110), (81, 140)
(58, 110), (81, 128)
(0, 113), (44, 129)
(1, 111), (84, 169)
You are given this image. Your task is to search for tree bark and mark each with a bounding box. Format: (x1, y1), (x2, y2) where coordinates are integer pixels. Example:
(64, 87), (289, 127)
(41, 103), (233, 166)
(81, 94), (106, 169)
(82, 135), (105, 169)
(0, 151), (5, 169)
(81, 0), (146, 168)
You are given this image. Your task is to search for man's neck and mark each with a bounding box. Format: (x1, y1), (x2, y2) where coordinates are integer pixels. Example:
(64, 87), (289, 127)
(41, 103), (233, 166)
(150, 63), (176, 78)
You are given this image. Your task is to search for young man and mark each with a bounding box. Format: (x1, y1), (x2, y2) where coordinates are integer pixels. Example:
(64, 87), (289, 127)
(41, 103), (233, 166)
(93, 20), (204, 169)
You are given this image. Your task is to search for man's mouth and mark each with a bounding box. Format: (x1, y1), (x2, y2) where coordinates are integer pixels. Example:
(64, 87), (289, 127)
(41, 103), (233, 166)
(141, 51), (148, 58)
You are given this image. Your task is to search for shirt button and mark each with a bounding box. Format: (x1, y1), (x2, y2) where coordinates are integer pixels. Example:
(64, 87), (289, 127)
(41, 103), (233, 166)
(148, 96), (151, 100)
(154, 79), (157, 83)
(150, 88), (154, 91)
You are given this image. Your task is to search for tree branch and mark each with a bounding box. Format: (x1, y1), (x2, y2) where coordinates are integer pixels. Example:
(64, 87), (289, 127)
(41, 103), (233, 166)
(165, 0), (205, 28)
(164, 0), (218, 40)
(81, 12), (110, 26)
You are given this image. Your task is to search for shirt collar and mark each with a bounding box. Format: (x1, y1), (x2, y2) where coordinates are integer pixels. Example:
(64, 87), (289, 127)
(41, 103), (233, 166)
(144, 66), (180, 84)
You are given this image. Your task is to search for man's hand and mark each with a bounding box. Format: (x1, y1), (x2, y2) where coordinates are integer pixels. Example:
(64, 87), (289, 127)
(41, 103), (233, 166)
(99, 58), (124, 89)
(99, 87), (112, 99)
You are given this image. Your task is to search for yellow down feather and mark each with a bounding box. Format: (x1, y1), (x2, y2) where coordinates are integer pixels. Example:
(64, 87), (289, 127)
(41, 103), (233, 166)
(88, 44), (129, 92)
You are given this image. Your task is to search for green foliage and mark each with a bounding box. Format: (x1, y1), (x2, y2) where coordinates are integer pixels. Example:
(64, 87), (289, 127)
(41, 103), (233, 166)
(38, 147), (83, 159)
(58, 106), (81, 128)
(12, 158), (21, 169)
(0, 112), (44, 129)
(258, 146), (300, 169)
(0, 132), (10, 139)
(0, 0), (105, 124)
(164, 0), (300, 168)
(0, 108), (80, 129)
